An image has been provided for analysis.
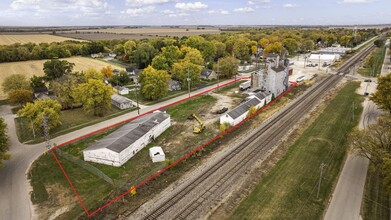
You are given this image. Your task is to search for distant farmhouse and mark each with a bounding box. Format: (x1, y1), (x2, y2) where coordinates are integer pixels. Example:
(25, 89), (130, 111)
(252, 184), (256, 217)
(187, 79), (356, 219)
(83, 111), (171, 167)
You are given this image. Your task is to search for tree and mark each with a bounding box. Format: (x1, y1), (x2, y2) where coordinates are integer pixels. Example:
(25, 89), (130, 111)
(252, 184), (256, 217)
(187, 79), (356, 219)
(371, 74), (391, 113)
(83, 68), (104, 82)
(282, 38), (299, 54)
(0, 117), (10, 168)
(233, 38), (249, 60)
(8, 89), (33, 106)
(100, 65), (113, 78)
(109, 71), (131, 86)
(264, 42), (283, 54)
(152, 55), (169, 71)
(213, 41), (226, 59)
(133, 43), (157, 69)
(139, 66), (170, 100)
(43, 59), (74, 81)
(247, 106), (257, 118)
(215, 56), (239, 78)
(181, 46), (204, 66)
(51, 74), (80, 109)
(300, 39), (315, 52)
(259, 38), (270, 49)
(30, 76), (45, 89)
(17, 99), (62, 132)
(172, 61), (202, 89)
(73, 79), (113, 116)
(2, 74), (30, 94)
(124, 40), (136, 56)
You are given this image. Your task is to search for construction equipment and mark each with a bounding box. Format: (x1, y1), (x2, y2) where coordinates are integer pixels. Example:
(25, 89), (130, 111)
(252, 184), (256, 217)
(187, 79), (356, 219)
(192, 114), (205, 134)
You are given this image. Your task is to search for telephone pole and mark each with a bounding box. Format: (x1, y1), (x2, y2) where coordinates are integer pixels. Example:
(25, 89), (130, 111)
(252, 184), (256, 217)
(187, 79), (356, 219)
(317, 163), (326, 199)
(187, 69), (191, 98)
(42, 115), (51, 150)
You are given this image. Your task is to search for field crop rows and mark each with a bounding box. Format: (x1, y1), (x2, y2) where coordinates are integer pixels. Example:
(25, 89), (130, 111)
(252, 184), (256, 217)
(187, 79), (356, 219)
(0, 34), (82, 45)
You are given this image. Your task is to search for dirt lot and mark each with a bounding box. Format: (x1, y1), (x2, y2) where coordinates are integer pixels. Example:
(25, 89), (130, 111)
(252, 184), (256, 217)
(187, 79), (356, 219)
(0, 34), (82, 45)
(0, 57), (121, 99)
(289, 54), (331, 82)
(56, 27), (222, 40)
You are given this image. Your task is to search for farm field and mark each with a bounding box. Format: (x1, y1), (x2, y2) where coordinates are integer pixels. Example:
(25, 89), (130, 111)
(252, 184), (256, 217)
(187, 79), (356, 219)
(0, 57), (122, 99)
(56, 27), (222, 40)
(0, 34), (82, 45)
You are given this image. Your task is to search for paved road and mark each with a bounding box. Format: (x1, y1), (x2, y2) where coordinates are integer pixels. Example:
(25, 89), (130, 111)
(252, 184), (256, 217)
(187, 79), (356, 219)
(0, 78), (241, 220)
(324, 47), (389, 220)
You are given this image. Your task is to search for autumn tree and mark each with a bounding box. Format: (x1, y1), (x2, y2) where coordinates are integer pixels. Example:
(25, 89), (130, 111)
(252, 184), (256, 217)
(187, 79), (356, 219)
(181, 46), (204, 66)
(83, 68), (105, 82)
(151, 45), (182, 71)
(215, 56), (239, 78)
(371, 74), (391, 113)
(100, 65), (113, 78)
(43, 59), (75, 81)
(73, 79), (113, 116)
(139, 66), (170, 100)
(0, 117), (10, 168)
(17, 99), (62, 132)
(30, 76), (45, 89)
(2, 74), (30, 94)
(8, 89), (33, 106)
(259, 38), (270, 49)
(51, 74), (80, 109)
(264, 42), (283, 54)
(282, 38), (299, 54)
(233, 38), (249, 60)
(213, 40), (226, 59)
(172, 61), (202, 89)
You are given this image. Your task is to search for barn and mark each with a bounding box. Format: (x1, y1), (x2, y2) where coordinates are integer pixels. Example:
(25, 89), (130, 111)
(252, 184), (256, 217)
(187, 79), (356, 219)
(83, 111), (171, 167)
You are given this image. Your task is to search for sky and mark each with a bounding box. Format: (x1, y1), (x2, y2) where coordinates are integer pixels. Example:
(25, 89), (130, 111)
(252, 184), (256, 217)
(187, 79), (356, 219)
(0, 0), (390, 26)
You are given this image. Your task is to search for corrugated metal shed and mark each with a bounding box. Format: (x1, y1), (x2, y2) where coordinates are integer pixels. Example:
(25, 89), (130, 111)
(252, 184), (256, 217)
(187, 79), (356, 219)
(111, 94), (132, 104)
(227, 98), (260, 119)
(85, 112), (169, 153)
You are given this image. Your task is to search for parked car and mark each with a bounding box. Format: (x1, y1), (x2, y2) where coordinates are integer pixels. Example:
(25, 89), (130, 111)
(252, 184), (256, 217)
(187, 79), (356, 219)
(364, 79), (372, 82)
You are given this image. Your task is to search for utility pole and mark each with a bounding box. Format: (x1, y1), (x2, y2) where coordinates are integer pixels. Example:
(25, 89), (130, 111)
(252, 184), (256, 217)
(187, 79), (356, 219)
(217, 63), (220, 90)
(135, 84), (140, 115)
(31, 119), (36, 138)
(42, 115), (51, 150)
(187, 69), (191, 98)
(317, 163), (326, 199)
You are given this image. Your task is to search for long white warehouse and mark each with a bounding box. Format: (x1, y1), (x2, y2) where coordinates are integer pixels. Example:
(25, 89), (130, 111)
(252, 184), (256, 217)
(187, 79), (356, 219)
(83, 111), (171, 167)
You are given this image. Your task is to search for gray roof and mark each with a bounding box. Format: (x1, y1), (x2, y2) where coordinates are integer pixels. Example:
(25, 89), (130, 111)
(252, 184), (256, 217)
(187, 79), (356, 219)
(227, 98), (260, 119)
(253, 92), (268, 100)
(111, 94), (132, 104)
(84, 112), (170, 153)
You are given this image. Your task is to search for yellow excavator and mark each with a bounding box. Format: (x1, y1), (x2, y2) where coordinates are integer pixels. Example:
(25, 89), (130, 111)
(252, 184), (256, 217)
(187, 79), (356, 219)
(192, 114), (205, 134)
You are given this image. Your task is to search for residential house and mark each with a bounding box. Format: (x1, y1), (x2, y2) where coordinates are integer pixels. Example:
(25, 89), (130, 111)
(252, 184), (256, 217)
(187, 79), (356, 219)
(111, 94), (133, 110)
(114, 86), (129, 95)
(201, 68), (217, 80)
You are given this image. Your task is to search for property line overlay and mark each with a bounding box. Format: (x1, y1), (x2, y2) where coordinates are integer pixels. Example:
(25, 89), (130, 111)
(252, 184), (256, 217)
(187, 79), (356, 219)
(50, 78), (297, 217)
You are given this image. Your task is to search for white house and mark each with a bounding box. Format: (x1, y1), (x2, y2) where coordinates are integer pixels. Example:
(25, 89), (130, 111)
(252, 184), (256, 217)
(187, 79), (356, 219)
(83, 112), (171, 167)
(111, 94), (133, 110)
(149, 146), (166, 163)
(114, 86), (129, 95)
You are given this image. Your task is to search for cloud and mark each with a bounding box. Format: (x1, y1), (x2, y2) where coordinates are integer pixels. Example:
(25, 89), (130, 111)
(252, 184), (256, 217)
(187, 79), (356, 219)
(168, 12), (189, 17)
(283, 3), (297, 8)
(126, 0), (172, 6)
(208, 9), (230, 15)
(338, 0), (373, 3)
(175, 2), (208, 11)
(126, 6), (155, 16)
(234, 7), (255, 12)
(161, 9), (174, 14)
(248, 0), (271, 5)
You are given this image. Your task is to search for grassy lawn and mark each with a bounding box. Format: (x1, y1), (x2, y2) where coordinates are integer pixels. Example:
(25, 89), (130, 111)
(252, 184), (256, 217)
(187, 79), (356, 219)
(15, 106), (136, 144)
(358, 46), (386, 77)
(361, 164), (390, 220)
(231, 82), (363, 220)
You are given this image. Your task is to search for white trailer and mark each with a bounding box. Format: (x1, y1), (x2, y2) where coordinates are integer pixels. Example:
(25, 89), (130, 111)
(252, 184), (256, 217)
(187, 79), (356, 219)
(239, 81), (251, 90)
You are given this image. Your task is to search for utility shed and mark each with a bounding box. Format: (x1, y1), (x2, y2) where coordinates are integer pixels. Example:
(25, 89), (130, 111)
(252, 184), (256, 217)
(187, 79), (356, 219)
(220, 98), (261, 126)
(111, 94), (133, 110)
(83, 112), (171, 167)
(149, 146), (165, 163)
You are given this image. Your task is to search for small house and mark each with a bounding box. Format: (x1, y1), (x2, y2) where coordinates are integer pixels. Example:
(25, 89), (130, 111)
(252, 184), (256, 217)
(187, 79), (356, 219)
(111, 94), (133, 110)
(201, 68), (217, 80)
(114, 86), (129, 95)
(149, 146), (166, 163)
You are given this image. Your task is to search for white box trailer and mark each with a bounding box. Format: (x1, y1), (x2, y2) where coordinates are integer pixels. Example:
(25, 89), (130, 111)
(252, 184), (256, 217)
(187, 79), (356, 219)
(239, 81), (251, 90)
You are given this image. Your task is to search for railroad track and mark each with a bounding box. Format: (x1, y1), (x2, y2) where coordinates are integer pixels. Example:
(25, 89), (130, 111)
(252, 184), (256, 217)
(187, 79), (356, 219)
(138, 39), (377, 220)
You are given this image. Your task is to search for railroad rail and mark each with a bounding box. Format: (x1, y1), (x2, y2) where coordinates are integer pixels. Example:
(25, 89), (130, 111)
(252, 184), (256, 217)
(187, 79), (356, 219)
(138, 38), (377, 220)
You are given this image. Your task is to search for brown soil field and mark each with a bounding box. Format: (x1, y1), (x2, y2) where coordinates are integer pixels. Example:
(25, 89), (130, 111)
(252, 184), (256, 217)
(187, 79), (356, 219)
(57, 27), (222, 40)
(0, 34), (83, 45)
(0, 57), (122, 99)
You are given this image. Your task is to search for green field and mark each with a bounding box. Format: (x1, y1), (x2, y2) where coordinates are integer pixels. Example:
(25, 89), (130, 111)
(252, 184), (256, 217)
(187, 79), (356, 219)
(231, 82), (363, 220)
(358, 46), (386, 77)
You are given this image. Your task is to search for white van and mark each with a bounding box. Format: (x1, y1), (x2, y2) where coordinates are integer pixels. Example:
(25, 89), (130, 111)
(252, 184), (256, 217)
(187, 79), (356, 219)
(296, 76), (305, 82)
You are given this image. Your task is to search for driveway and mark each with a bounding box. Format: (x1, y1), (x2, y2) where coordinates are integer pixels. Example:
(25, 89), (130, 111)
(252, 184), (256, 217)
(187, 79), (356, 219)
(0, 78), (241, 220)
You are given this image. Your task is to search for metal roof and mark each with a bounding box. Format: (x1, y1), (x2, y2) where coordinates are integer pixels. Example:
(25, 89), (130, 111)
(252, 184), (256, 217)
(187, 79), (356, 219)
(84, 112), (170, 153)
(227, 98), (260, 119)
(111, 94), (132, 104)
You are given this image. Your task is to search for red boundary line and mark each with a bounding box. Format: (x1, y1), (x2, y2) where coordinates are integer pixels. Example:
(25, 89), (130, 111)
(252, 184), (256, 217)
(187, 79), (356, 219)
(51, 78), (297, 217)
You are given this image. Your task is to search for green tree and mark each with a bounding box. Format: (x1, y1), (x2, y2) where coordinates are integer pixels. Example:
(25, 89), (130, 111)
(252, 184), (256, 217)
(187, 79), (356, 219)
(124, 40), (136, 56)
(264, 42), (283, 54)
(139, 66), (170, 100)
(2, 74), (30, 95)
(73, 79), (113, 116)
(181, 46), (204, 66)
(151, 55), (169, 71)
(282, 38), (299, 54)
(17, 99), (62, 132)
(43, 59), (75, 81)
(371, 74), (391, 113)
(0, 117), (10, 168)
(300, 39), (315, 52)
(133, 43), (157, 69)
(82, 68), (104, 82)
(30, 76), (45, 89)
(247, 106), (257, 118)
(213, 41), (226, 59)
(259, 38), (270, 49)
(8, 89), (33, 106)
(51, 74), (80, 109)
(233, 38), (249, 60)
(215, 56), (239, 78)
(109, 71), (131, 86)
(172, 61), (202, 89)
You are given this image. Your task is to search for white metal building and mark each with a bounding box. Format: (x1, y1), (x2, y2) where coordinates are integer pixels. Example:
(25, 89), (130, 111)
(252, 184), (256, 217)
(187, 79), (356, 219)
(111, 94), (133, 110)
(307, 54), (339, 65)
(149, 146), (166, 163)
(83, 112), (171, 167)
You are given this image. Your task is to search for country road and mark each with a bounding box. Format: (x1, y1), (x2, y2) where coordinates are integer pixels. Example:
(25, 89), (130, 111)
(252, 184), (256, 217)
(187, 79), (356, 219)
(0, 78), (242, 220)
